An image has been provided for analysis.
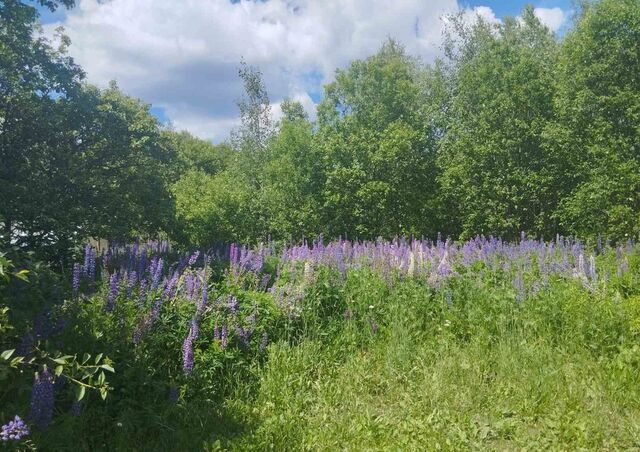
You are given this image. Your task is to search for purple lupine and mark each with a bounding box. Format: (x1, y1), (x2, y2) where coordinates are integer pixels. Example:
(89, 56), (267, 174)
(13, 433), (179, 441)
(197, 283), (208, 314)
(220, 325), (228, 349)
(1, 415), (30, 442)
(169, 386), (179, 404)
(213, 324), (220, 341)
(161, 272), (179, 300)
(259, 332), (269, 352)
(126, 271), (137, 298)
(105, 273), (119, 312)
(188, 251), (200, 266)
(30, 367), (54, 430)
(72, 263), (81, 298)
(138, 279), (148, 306)
(182, 318), (199, 374)
(151, 258), (164, 290)
(70, 400), (82, 417)
(227, 296), (239, 316)
(236, 325), (251, 347)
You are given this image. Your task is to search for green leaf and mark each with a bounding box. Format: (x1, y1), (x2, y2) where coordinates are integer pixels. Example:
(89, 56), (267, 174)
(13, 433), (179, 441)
(101, 364), (115, 373)
(55, 365), (64, 377)
(100, 386), (108, 400)
(1, 349), (15, 360)
(75, 385), (86, 401)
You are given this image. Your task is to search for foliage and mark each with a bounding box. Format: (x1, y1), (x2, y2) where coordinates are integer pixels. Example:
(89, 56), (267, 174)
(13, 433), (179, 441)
(438, 7), (559, 239)
(544, 0), (640, 241)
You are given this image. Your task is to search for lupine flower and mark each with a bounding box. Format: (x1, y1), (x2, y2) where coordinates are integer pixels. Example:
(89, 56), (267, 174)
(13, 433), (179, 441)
(138, 279), (148, 306)
(126, 271), (138, 298)
(169, 386), (179, 404)
(105, 273), (119, 312)
(1, 415), (29, 442)
(188, 251), (200, 266)
(227, 296), (239, 316)
(30, 367), (54, 430)
(70, 400), (82, 417)
(72, 263), (81, 298)
(260, 332), (269, 352)
(151, 258), (164, 290)
(220, 325), (228, 349)
(182, 318), (199, 374)
(236, 325), (251, 347)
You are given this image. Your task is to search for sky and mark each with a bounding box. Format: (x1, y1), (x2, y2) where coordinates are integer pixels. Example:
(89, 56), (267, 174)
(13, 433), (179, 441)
(38, 0), (574, 143)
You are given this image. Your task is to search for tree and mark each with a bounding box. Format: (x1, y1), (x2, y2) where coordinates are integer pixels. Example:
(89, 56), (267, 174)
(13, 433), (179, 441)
(437, 7), (559, 240)
(0, 3), (175, 258)
(259, 101), (323, 240)
(317, 40), (439, 239)
(545, 0), (640, 241)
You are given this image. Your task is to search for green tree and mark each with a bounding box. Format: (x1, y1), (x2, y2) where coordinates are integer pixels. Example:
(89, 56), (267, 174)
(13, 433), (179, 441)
(438, 7), (559, 239)
(545, 0), (640, 240)
(0, 2), (175, 257)
(259, 100), (323, 240)
(317, 40), (439, 239)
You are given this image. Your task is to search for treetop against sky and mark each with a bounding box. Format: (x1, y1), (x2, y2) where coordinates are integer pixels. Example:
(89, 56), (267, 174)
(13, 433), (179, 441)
(37, 0), (572, 142)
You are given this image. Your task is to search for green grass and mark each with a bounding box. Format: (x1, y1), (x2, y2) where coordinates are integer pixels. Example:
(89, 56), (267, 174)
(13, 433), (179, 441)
(217, 275), (640, 451)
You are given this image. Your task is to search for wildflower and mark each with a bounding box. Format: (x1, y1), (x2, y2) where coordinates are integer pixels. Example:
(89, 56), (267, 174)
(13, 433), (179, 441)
(182, 318), (199, 375)
(188, 251), (200, 266)
(236, 325), (251, 347)
(72, 263), (81, 298)
(105, 273), (119, 312)
(169, 386), (179, 404)
(227, 296), (239, 316)
(260, 332), (269, 351)
(1, 415), (30, 442)
(30, 367), (54, 430)
(221, 325), (229, 349)
(70, 400), (82, 417)
(151, 258), (164, 290)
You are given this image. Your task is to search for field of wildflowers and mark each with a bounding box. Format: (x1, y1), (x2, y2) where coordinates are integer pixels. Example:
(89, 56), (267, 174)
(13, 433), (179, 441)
(2, 234), (640, 450)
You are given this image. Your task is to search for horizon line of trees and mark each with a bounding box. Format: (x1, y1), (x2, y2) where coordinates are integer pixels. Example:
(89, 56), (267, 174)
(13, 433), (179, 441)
(1, 0), (639, 263)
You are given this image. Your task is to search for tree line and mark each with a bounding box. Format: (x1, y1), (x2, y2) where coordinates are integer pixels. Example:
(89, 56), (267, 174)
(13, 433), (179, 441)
(1, 0), (639, 262)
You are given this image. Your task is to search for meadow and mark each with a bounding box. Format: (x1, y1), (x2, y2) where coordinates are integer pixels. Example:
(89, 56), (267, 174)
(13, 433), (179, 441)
(3, 235), (640, 450)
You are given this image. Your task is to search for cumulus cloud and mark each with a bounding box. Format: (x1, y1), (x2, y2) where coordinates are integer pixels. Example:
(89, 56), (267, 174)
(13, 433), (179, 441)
(44, 1), (566, 142)
(533, 7), (566, 32)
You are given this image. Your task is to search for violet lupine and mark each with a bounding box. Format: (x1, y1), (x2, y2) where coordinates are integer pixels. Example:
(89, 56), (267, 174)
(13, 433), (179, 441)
(259, 332), (269, 352)
(30, 367), (54, 430)
(70, 400), (82, 417)
(151, 258), (164, 290)
(1, 415), (30, 442)
(197, 283), (208, 314)
(188, 251), (200, 266)
(138, 279), (148, 306)
(169, 386), (179, 404)
(126, 271), (137, 298)
(236, 325), (251, 347)
(72, 263), (81, 298)
(105, 273), (119, 312)
(227, 296), (239, 316)
(220, 325), (228, 349)
(213, 324), (220, 341)
(182, 318), (199, 374)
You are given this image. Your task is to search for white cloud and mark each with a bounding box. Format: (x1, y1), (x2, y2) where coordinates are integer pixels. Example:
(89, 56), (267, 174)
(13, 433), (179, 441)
(43, 1), (566, 142)
(533, 7), (566, 32)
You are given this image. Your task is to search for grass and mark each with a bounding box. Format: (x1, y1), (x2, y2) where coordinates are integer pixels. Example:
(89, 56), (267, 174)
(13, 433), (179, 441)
(219, 274), (640, 451)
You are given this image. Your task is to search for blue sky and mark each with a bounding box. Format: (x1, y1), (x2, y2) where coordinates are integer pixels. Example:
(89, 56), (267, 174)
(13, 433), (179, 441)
(36, 0), (573, 142)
